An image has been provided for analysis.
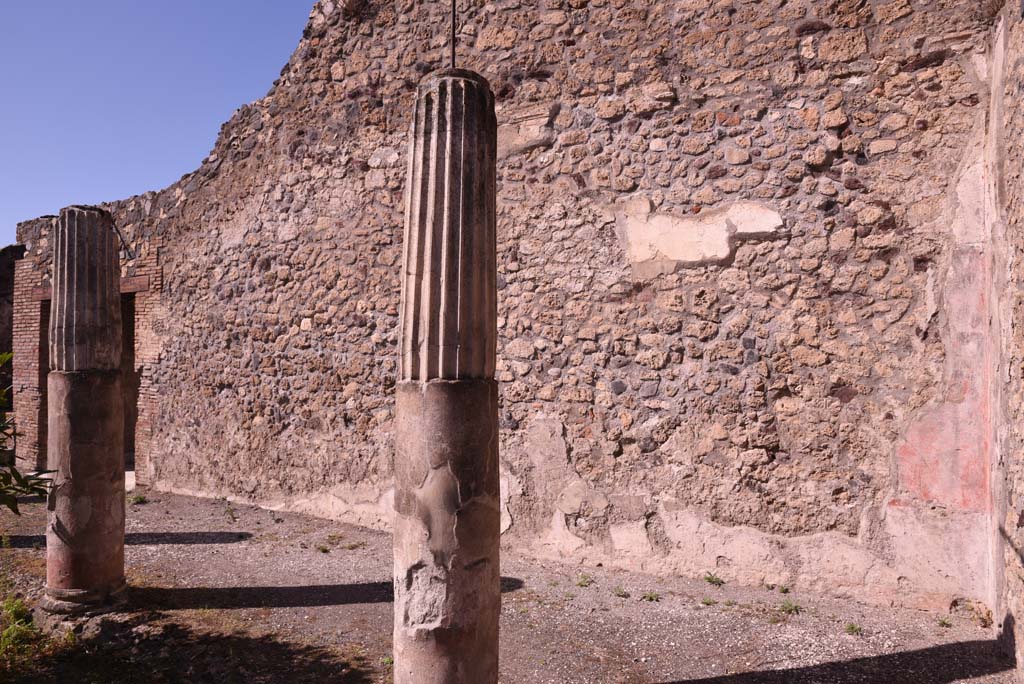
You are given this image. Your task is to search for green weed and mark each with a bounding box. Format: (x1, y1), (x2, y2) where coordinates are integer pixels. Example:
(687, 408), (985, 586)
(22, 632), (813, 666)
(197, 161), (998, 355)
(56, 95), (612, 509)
(575, 574), (595, 588)
(704, 572), (725, 587)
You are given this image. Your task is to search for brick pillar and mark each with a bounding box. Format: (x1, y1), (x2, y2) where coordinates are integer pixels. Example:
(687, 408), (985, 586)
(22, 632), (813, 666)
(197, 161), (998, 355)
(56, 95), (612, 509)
(129, 237), (163, 486)
(392, 69), (500, 684)
(12, 256), (48, 471)
(42, 206), (125, 614)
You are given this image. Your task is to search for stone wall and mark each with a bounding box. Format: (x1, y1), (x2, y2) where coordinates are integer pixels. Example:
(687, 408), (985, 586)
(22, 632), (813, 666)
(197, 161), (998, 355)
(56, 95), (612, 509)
(996, 2), (1024, 671)
(10, 0), (1014, 610)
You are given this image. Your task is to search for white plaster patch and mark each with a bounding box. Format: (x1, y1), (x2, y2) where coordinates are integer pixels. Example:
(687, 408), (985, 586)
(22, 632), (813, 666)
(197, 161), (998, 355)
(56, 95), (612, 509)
(499, 467), (521, 535)
(657, 503), (790, 587)
(615, 197), (784, 278)
(883, 504), (990, 609)
(609, 520), (653, 560)
(543, 509), (586, 555)
(497, 103), (557, 160)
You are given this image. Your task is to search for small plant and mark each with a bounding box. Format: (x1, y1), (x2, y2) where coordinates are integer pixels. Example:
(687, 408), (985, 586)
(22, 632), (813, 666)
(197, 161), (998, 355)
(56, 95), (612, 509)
(1, 535), (9, 549)
(316, 544), (330, 554)
(778, 585), (790, 594)
(344, 541), (367, 551)
(0, 353), (52, 515)
(612, 586), (630, 599)
(575, 573), (595, 588)
(780, 600), (802, 615)
(0, 620), (39, 656)
(938, 617), (953, 628)
(724, 599), (737, 607)
(380, 656), (394, 666)
(2, 597), (31, 624)
(641, 591), (660, 602)
(0, 596), (41, 658)
(701, 598), (718, 606)
(225, 506), (239, 522)
(704, 572), (725, 587)
(326, 533), (344, 546)
(845, 623), (863, 636)
(0, 466), (50, 516)
(128, 494), (148, 506)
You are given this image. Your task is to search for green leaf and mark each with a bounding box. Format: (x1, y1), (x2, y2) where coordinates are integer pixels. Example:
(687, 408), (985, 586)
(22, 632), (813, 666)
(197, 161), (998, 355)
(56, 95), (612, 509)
(0, 492), (20, 515)
(10, 467), (27, 487)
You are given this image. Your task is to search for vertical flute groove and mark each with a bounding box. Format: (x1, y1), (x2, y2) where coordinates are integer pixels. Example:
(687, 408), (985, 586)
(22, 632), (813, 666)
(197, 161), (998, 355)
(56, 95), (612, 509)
(50, 206), (121, 372)
(399, 71), (497, 382)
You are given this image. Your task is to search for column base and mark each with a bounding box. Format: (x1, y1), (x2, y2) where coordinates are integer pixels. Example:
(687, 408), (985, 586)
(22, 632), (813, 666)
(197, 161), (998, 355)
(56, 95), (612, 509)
(41, 580), (127, 615)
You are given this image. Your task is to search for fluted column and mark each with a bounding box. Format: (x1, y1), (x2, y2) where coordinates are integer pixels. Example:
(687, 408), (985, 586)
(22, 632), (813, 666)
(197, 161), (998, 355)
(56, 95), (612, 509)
(43, 205), (125, 614)
(393, 69), (500, 684)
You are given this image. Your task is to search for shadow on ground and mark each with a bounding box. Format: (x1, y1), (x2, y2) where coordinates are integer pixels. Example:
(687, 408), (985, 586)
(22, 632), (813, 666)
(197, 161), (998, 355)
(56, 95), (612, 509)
(129, 576), (525, 609)
(3, 613), (375, 684)
(657, 639), (1014, 684)
(5, 532), (253, 548)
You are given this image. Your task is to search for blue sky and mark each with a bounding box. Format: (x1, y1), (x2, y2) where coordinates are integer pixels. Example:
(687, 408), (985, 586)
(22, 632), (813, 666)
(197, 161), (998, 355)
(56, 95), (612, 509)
(0, 1), (313, 246)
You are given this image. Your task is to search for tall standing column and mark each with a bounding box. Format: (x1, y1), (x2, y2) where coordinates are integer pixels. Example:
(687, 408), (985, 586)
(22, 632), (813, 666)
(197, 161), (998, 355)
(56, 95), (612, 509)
(42, 205), (125, 614)
(393, 69), (499, 684)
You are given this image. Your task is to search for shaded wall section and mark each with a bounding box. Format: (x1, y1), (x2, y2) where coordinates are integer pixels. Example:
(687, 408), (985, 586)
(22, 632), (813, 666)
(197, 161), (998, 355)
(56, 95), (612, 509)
(995, 3), (1024, 674)
(0, 245), (25, 409)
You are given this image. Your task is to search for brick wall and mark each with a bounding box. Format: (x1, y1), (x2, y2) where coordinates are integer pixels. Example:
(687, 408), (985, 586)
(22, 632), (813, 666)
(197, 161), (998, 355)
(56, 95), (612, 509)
(129, 239), (163, 485)
(12, 255), (48, 470)
(11, 218), (162, 478)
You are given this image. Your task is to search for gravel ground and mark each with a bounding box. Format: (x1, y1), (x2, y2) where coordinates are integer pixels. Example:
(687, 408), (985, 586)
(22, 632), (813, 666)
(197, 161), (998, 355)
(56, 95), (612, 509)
(0, 489), (1014, 683)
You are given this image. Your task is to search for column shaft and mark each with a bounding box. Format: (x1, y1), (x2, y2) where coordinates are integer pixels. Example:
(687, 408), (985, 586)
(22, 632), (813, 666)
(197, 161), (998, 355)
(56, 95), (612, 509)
(393, 69), (500, 684)
(43, 205), (125, 614)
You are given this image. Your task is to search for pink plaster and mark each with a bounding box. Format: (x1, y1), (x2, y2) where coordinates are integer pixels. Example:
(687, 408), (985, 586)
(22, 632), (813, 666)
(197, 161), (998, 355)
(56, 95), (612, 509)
(895, 249), (992, 513)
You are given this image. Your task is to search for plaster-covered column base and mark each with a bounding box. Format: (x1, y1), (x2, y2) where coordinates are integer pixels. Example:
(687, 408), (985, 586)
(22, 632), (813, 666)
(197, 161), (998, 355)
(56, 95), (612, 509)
(393, 380), (500, 684)
(44, 370), (125, 614)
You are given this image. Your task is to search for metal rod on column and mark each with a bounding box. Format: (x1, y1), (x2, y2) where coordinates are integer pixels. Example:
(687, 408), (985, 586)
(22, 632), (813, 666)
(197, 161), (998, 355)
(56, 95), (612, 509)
(451, 0), (456, 69)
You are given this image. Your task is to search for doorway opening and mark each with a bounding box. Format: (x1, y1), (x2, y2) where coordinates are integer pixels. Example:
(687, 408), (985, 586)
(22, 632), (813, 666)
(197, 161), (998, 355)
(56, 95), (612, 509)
(121, 294), (139, 471)
(36, 299), (50, 468)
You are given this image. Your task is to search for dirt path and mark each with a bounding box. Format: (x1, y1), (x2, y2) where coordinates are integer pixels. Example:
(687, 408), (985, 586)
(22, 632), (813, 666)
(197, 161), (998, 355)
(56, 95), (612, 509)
(0, 489), (1014, 683)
